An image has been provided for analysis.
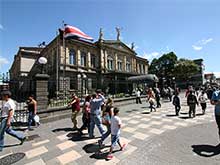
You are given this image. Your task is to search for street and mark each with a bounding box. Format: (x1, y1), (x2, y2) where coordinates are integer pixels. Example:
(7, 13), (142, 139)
(0, 94), (218, 165)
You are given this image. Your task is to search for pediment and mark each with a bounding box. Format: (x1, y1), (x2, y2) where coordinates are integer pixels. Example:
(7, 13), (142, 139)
(103, 40), (136, 55)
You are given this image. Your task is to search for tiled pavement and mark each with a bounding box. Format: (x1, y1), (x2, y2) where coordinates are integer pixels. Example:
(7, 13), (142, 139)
(0, 95), (216, 165)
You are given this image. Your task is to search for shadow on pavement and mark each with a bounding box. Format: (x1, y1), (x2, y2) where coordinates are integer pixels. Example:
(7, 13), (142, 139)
(166, 114), (177, 117)
(192, 144), (220, 157)
(179, 116), (190, 120)
(125, 109), (139, 113)
(83, 143), (118, 161)
(4, 143), (20, 148)
(141, 112), (151, 115)
(67, 132), (100, 142)
(0, 153), (25, 165)
(180, 112), (188, 115)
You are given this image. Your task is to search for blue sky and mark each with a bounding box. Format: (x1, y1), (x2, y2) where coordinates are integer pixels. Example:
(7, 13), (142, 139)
(0, 0), (220, 75)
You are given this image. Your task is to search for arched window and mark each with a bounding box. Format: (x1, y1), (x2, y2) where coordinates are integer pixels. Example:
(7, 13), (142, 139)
(81, 51), (87, 67)
(69, 49), (76, 65)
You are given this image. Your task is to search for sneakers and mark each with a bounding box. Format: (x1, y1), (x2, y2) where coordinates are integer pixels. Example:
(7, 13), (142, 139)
(20, 137), (26, 145)
(106, 154), (113, 160)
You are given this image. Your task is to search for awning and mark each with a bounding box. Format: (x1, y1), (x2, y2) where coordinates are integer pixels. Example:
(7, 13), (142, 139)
(128, 74), (159, 82)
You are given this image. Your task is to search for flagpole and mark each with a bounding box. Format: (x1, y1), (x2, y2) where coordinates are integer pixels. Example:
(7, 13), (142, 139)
(56, 30), (59, 99)
(62, 21), (66, 98)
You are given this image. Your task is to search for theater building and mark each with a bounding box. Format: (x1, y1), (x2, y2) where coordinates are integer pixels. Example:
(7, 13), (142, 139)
(10, 28), (149, 98)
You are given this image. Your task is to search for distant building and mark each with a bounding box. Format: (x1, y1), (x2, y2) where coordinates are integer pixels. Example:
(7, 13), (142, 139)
(9, 29), (150, 99)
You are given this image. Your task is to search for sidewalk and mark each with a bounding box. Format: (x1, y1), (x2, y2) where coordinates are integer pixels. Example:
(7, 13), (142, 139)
(0, 95), (217, 165)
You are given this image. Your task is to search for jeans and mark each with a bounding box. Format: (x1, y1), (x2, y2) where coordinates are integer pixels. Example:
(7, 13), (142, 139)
(71, 111), (80, 128)
(101, 124), (111, 142)
(89, 114), (105, 138)
(189, 104), (196, 117)
(79, 113), (90, 133)
(28, 111), (35, 129)
(215, 115), (220, 139)
(175, 105), (181, 115)
(0, 118), (25, 151)
(136, 97), (142, 104)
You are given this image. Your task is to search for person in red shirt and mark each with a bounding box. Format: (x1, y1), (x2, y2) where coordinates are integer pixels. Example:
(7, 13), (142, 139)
(68, 93), (81, 129)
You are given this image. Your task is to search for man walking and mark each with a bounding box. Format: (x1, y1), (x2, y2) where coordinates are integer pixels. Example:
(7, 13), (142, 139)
(187, 90), (198, 118)
(0, 90), (26, 152)
(135, 89), (142, 104)
(68, 93), (80, 130)
(211, 86), (220, 140)
(89, 90), (105, 138)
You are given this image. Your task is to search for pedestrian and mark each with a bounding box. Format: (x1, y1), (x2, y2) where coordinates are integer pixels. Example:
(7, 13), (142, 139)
(78, 95), (91, 135)
(135, 89), (142, 104)
(168, 86), (174, 102)
(198, 91), (208, 115)
(211, 86), (220, 141)
(106, 108), (126, 160)
(147, 88), (156, 112)
(98, 98), (114, 147)
(0, 90), (26, 152)
(27, 94), (37, 130)
(68, 93), (80, 130)
(187, 90), (198, 118)
(89, 90), (105, 139)
(154, 87), (161, 108)
(172, 92), (181, 116)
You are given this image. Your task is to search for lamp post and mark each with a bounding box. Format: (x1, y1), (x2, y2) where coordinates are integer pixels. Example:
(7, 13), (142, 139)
(77, 72), (87, 101)
(38, 57), (48, 74)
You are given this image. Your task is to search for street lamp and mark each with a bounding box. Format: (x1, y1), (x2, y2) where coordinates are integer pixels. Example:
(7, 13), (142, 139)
(77, 72), (87, 101)
(38, 57), (47, 74)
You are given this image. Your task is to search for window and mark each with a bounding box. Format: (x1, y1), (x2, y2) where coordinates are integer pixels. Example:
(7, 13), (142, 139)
(81, 51), (86, 66)
(143, 65), (145, 74)
(107, 57), (113, 70)
(69, 49), (76, 65)
(117, 60), (122, 71)
(91, 54), (96, 68)
(126, 61), (131, 72)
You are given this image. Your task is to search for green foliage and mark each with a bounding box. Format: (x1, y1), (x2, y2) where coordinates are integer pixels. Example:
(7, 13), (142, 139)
(173, 58), (199, 80)
(148, 52), (200, 81)
(148, 52), (178, 77)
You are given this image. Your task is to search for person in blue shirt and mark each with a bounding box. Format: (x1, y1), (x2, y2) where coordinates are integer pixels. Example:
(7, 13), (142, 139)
(89, 90), (105, 138)
(211, 86), (220, 140)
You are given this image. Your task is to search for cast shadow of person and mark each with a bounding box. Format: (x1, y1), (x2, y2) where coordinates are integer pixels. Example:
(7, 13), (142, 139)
(192, 144), (220, 157)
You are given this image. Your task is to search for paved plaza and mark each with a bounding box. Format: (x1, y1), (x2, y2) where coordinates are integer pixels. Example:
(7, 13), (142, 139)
(0, 94), (219, 165)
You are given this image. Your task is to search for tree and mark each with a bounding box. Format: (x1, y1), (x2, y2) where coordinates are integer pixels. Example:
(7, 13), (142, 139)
(173, 58), (199, 81)
(149, 52), (178, 78)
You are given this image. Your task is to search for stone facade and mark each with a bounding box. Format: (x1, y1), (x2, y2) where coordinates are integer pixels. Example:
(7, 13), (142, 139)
(10, 32), (149, 98)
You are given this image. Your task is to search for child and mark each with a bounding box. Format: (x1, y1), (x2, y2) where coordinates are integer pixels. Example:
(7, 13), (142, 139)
(107, 108), (126, 160)
(173, 92), (181, 116)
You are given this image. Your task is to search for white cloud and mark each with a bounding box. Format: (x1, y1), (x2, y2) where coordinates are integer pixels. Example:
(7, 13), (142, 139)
(192, 45), (203, 51)
(143, 51), (161, 60)
(199, 38), (213, 45)
(0, 56), (9, 68)
(192, 38), (213, 51)
(0, 24), (3, 30)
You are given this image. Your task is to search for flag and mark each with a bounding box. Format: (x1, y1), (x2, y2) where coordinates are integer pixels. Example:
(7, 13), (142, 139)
(63, 24), (93, 41)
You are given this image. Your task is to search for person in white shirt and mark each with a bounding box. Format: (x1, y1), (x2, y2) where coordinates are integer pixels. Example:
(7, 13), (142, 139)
(107, 108), (126, 160)
(198, 91), (208, 115)
(136, 89), (142, 104)
(0, 91), (26, 152)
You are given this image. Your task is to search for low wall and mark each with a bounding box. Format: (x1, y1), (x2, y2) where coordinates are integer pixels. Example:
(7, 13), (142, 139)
(39, 95), (147, 123)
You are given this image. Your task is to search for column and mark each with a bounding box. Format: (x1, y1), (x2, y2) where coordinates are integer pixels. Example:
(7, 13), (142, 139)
(124, 55), (127, 71)
(77, 49), (81, 66)
(87, 51), (91, 68)
(100, 49), (104, 69)
(115, 53), (118, 70)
